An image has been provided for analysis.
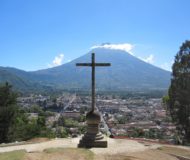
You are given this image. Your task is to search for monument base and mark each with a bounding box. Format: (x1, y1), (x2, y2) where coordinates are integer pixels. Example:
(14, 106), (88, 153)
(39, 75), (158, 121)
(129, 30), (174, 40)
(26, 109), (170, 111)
(78, 132), (107, 148)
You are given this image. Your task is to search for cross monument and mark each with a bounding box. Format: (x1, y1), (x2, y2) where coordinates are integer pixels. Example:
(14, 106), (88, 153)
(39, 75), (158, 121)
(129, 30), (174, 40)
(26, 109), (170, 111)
(76, 53), (111, 148)
(76, 53), (110, 112)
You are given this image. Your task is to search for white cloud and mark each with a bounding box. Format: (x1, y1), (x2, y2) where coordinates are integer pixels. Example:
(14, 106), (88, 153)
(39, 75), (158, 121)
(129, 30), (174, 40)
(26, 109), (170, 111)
(48, 54), (64, 67)
(139, 54), (154, 64)
(160, 60), (174, 71)
(91, 43), (134, 55)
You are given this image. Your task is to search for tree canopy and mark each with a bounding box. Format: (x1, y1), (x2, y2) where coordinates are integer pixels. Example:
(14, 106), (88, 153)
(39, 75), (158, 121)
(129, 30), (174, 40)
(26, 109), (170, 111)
(168, 40), (190, 144)
(0, 82), (17, 143)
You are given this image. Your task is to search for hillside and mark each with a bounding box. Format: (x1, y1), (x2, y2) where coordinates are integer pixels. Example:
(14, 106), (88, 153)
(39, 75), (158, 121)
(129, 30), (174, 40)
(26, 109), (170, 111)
(0, 67), (52, 93)
(0, 67), (33, 92)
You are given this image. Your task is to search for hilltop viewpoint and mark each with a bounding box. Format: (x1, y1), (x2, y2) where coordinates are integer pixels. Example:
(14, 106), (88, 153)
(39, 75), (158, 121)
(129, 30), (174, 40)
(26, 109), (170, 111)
(0, 137), (190, 160)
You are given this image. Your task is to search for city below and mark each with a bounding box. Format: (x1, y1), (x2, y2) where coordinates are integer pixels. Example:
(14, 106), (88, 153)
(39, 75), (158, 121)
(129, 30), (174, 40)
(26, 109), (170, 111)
(17, 92), (176, 144)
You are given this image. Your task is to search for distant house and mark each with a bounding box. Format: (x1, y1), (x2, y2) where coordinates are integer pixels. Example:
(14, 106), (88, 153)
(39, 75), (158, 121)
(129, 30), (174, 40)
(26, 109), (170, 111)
(62, 111), (80, 119)
(28, 113), (38, 120)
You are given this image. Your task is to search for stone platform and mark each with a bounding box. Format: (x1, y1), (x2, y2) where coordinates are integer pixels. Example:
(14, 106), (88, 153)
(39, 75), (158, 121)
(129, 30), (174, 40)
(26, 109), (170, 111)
(78, 132), (107, 148)
(78, 110), (108, 148)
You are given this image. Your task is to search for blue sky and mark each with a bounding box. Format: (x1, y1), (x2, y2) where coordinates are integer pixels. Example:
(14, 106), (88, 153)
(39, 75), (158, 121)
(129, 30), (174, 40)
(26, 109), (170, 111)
(0, 0), (190, 71)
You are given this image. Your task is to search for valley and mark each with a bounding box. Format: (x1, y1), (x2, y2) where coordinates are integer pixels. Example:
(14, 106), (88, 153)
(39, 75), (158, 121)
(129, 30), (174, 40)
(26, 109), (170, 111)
(17, 92), (176, 143)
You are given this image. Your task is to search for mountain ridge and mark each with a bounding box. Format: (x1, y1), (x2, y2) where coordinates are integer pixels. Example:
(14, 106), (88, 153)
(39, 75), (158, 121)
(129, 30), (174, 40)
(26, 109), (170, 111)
(0, 48), (171, 92)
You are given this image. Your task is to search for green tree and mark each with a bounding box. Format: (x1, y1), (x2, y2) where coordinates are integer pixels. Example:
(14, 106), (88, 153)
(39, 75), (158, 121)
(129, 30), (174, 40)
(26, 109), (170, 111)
(0, 82), (17, 143)
(8, 110), (30, 141)
(56, 127), (68, 138)
(29, 105), (43, 114)
(168, 40), (190, 144)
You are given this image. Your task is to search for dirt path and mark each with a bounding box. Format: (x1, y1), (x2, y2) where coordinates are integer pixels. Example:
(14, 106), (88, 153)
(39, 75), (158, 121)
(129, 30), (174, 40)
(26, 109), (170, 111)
(0, 137), (159, 154)
(90, 138), (160, 155)
(0, 138), (77, 153)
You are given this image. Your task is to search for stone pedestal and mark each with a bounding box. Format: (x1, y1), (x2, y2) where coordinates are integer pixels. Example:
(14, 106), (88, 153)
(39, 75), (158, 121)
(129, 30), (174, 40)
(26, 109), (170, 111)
(78, 110), (107, 148)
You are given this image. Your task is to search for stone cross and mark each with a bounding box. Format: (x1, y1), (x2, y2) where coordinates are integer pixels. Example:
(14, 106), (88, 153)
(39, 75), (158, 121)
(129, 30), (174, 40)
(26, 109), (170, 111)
(76, 53), (111, 112)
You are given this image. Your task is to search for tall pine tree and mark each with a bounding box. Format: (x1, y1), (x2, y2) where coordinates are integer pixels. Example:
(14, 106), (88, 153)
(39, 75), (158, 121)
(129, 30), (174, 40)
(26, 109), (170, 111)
(168, 40), (190, 144)
(0, 82), (17, 143)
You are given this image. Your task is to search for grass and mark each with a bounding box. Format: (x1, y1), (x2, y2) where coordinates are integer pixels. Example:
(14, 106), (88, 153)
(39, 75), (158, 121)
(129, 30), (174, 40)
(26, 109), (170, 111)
(0, 148), (94, 160)
(0, 150), (26, 160)
(44, 147), (94, 160)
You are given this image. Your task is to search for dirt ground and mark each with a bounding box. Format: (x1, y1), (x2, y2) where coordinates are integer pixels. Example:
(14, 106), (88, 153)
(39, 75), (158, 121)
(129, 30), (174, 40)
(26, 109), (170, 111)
(23, 147), (190, 160)
(0, 137), (159, 154)
(24, 148), (94, 160)
(1, 137), (190, 160)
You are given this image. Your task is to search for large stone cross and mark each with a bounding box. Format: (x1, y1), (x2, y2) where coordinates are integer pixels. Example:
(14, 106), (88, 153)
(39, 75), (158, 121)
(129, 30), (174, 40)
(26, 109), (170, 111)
(76, 53), (111, 112)
(76, 53), (111, 148)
